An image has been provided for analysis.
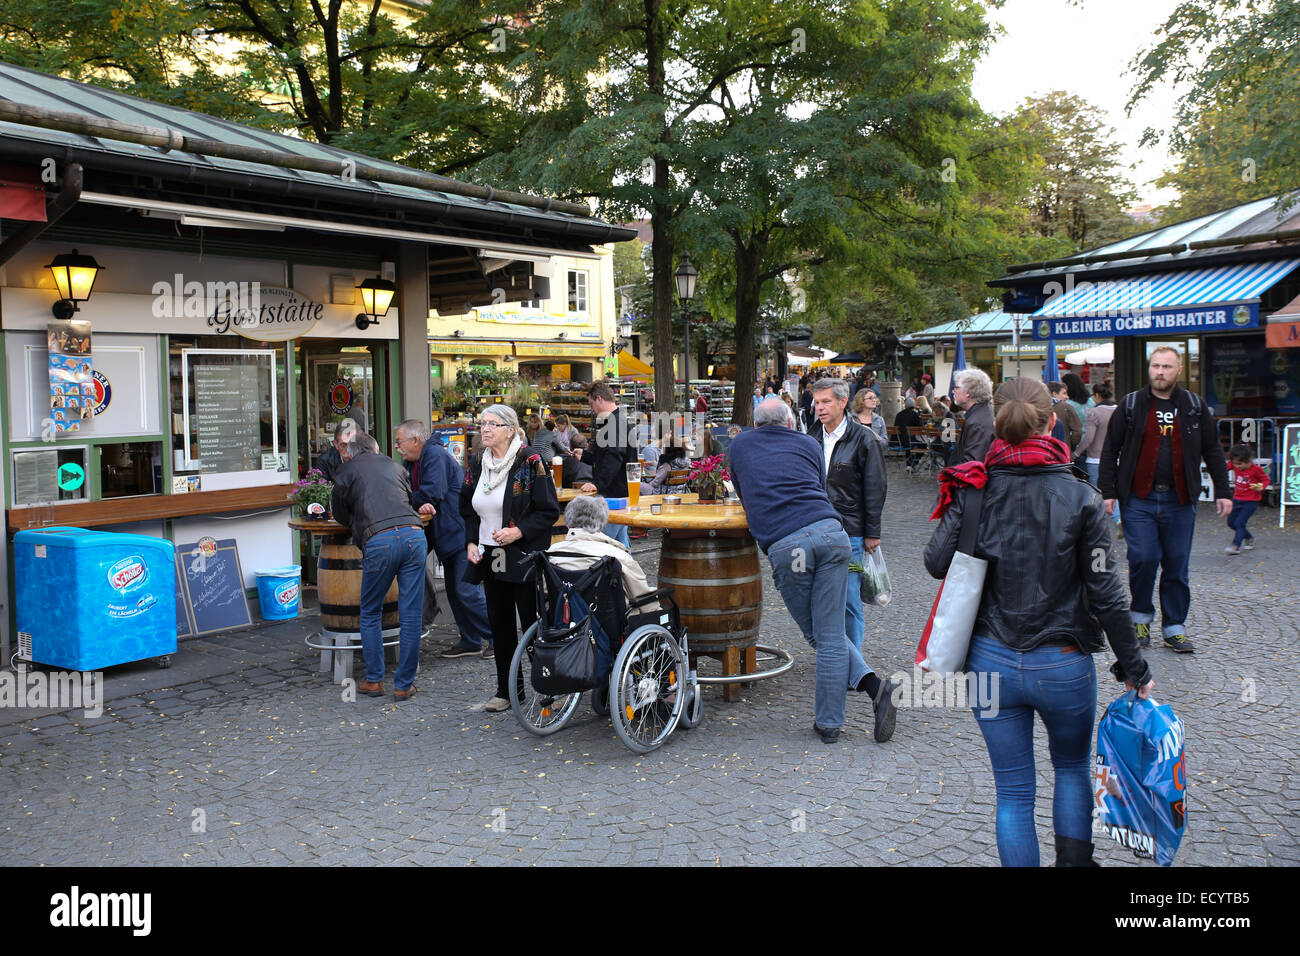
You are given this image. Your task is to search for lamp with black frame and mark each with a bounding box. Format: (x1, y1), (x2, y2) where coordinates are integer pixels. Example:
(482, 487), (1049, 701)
(354, 277), (396, 330)
(45, 249), (104, 320)
(674, 253), (698, 413)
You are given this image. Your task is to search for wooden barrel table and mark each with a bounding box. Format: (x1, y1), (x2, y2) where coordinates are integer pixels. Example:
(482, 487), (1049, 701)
(289, 515), (430, 681)
(316, 536), (400, 631)
(606, 499), (762, 702)
(658, 530), (762, 665)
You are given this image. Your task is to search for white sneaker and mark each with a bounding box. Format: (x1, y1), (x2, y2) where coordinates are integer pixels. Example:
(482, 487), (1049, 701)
(475, 696), (510, 713)
(1224, 544), (1240, 555)
(1242, 539), (1255, 551)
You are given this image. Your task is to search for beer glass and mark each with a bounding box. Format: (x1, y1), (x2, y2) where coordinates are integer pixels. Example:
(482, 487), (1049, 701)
(626, 462), (640, 507)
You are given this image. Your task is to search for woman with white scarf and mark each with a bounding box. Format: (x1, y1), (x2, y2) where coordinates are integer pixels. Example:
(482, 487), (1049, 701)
(460, 404), (559, 712)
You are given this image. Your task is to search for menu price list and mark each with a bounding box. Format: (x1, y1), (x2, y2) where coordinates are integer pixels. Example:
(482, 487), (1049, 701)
(193, 362), (263, 473)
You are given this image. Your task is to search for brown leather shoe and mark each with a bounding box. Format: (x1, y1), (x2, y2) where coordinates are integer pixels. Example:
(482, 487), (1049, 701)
(393, 685), (417, 702)
(357, 680), (384, 697)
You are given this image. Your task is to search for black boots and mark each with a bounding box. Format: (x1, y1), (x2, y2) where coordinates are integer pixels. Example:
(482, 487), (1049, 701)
(1054, 834), (1100, 867)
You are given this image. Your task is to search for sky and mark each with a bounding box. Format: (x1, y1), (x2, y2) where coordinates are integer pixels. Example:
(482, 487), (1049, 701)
(972, 0), (1187, 208)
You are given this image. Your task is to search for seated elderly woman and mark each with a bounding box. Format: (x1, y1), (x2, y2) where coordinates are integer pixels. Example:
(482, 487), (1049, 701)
(548, 495), (659, 611)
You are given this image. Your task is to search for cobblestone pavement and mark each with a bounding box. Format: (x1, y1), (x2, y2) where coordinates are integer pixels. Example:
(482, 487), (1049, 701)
(2, 464), (1297, 866)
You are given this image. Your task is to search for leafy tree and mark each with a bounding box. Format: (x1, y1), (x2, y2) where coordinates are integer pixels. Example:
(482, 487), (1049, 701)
(1131, 0), (1300, 214)
(0, 0), (526, 174)
(1015, 91), (1139, 249)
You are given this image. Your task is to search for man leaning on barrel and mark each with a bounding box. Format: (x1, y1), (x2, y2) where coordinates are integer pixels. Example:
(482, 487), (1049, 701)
(330, 433), (427, 701)
(728, 398), (892, 745)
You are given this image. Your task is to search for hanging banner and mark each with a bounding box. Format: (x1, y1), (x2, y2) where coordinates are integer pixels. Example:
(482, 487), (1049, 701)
(1032, 305), (1258, 341)
(47, 321), (94, 434)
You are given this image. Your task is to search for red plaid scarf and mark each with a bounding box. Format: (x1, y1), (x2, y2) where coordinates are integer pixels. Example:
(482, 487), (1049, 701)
(930, 435), (1071, 520)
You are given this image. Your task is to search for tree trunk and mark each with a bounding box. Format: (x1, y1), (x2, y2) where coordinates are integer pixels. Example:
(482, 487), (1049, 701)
(731, 239), (765, 426)
(651, 203), (676, 418)
(645, 0), (677, 420)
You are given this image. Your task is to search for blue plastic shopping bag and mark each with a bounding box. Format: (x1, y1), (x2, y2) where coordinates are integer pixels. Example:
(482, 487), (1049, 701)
(1094, 691), (1187, 866)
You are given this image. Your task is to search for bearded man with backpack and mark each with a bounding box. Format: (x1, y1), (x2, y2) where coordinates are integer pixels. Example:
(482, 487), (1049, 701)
(1098, 347), (1232, 655)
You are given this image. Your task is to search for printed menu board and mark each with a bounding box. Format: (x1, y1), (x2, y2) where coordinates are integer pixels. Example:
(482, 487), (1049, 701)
(193, 364), (261, 472)
(183, 350), (276, 474)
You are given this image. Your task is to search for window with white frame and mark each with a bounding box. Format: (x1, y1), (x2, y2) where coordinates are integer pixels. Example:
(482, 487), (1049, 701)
(567, 270), (589, 313)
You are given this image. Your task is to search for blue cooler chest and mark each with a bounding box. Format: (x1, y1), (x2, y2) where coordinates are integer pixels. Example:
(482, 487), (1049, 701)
(14, 527), (178, 670)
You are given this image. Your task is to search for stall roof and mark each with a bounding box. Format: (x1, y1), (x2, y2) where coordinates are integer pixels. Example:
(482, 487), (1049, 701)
(1033, 259), (1300, 318)
(901, 309), (1023, 342)
(994, 193), (1300, 286)
(0, 61), (634, 250)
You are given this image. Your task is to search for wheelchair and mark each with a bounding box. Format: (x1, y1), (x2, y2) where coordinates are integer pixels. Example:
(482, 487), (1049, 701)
(507, 550), (703, 753)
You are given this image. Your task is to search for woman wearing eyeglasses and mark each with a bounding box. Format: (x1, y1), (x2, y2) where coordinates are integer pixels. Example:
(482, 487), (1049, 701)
(460, 404), (559, 712)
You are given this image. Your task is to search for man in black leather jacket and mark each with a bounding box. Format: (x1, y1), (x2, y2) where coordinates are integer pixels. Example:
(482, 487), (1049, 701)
(330, 433), (426, 701)
(808, 378), (897, 742)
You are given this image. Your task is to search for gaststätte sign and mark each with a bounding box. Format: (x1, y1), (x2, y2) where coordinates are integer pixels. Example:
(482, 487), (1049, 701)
(209, 286), (324, 341)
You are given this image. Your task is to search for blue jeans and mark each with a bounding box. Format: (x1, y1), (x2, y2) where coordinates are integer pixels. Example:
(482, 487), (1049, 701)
(1086, 461), (1120, 525)
(604, 522), (630, 547)
(1227, 499), (1258, 547)
(1123, 489), (1196, 637)
(438, 547), (492, 647)
(767, 519), (869, 730)
(967, 634), (1097, 867)
(843, 537), (876, 678)
(360, 526), (426, 690)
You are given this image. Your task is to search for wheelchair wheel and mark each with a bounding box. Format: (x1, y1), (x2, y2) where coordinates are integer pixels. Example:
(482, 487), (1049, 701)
(610, 625), (686, 753)
(508, 623), (583, 736)
(678, 686), (703, 730)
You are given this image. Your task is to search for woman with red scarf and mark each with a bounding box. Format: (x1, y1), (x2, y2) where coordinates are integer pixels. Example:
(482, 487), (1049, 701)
(924, 378), (1154, 867)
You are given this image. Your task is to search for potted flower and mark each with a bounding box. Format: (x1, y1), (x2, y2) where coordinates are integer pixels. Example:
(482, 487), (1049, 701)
(688, 454), (730, 503)
(292, 468), (333, 519)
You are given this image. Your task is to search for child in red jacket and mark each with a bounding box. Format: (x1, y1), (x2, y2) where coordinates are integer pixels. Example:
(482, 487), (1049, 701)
(1225, 444), (1270, 555)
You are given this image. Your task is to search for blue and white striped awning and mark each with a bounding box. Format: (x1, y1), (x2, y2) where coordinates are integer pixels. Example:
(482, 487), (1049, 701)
(1032, 259), (1300, 317)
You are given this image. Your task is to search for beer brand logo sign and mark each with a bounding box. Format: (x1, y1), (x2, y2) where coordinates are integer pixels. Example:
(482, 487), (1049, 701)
(328, 378), (354, 414)
(91, 371), (112, 416)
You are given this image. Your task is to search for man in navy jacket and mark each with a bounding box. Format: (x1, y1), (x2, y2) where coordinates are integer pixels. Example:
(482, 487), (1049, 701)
(396, 419), (492, 658)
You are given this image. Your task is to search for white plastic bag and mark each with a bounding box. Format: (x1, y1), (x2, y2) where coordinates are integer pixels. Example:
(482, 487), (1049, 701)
(855, 546), (892, 608)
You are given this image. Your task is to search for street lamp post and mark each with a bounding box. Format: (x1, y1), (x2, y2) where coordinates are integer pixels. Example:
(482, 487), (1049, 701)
(674, 254), (698, 414)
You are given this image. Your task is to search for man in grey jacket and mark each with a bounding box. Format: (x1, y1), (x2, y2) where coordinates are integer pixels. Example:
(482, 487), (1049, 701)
(331, 434), (426, 700)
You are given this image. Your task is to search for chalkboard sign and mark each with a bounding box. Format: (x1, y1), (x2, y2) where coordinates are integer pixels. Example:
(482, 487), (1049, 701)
(174, 537), (252, 637)
(173, 554), (193, 640)
(1280, 425), (1300, 530)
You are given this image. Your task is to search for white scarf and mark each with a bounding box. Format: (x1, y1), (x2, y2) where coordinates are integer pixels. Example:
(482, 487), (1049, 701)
(480, 434), (524, 492)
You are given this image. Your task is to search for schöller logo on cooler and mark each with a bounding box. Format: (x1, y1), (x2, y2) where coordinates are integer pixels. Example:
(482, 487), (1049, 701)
(276, 583), (299, 606)
(107, 556), (148, 593)
(49, 886), (151, 936)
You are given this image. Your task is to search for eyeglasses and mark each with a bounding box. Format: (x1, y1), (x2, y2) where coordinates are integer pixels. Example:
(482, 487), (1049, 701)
(394, 436), (414, 446)
(479, 420), (504, 430)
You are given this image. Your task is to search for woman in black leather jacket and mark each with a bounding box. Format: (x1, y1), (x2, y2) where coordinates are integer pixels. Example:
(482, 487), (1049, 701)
(924, 377), (1153, 867)
(461, 404), (559, 713)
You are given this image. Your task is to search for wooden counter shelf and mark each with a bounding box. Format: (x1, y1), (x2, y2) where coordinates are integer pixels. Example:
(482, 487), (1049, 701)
(7, 484), (294, 534)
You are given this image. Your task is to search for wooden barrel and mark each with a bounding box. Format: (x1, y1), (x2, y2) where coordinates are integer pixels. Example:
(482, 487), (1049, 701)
(656, 532), (762, 653)
(317, 536), (399, 632)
